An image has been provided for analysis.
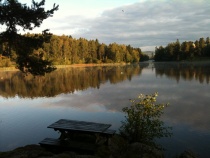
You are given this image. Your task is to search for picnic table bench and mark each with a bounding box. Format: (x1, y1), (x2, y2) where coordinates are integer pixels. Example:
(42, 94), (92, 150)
(39, 119), (116, 153)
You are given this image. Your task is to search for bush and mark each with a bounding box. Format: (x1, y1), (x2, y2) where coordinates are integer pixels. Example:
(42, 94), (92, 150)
(0, 58), (13, 67)
(104, 59), (114, 63)
(119, 92), (172, 149)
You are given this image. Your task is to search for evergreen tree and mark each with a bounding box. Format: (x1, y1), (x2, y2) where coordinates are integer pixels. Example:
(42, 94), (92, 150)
(154, 37), (210, 61)
(199, 37), (205, 56)
(181, 41), (190, 59)
(204, 37), (210, 57)
(0, 0), (59, 75)
(206, 37), (210, 45)
(98, 43), (106, 61)
(174, 39), (181, 61)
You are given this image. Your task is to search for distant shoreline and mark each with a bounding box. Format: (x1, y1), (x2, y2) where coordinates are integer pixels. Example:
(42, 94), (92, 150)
(0, 67), (18, 72)
(56, 63), (128, 68)
(0, 63), (128, 72)
(1, 60), (210, 72)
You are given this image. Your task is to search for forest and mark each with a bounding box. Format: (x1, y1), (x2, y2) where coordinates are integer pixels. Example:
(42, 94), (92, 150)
(1, 35), (210, 68)
(0, 33), (149, 67)
(154, 37), (210, 61)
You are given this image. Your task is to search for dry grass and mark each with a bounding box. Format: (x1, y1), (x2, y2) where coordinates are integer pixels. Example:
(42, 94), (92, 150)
(0, 63), (127, 72)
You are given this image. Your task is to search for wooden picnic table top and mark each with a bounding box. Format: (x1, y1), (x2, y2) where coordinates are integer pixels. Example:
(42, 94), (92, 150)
(47, 119), (112, 134)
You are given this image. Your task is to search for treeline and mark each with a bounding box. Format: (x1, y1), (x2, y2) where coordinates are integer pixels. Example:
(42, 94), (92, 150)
(154, 37), (210, 61)
(0, 34), (149, 67)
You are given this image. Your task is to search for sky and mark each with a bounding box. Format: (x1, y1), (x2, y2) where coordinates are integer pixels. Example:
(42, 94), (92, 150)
(18, 0), (210, 51)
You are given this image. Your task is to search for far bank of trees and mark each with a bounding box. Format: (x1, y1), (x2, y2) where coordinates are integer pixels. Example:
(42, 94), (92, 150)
(154, 37), (210, 61)
(0, 34), (149, 67)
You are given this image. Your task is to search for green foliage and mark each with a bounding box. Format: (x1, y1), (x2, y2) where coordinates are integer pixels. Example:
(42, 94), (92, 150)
(1, 33), (143, 67)
(0, 57), (13, 67)
(140, 53), (150, 61)
(0, 0), (59, 75)
(120, 92), (172, 148)
(154, 37), (210, 61)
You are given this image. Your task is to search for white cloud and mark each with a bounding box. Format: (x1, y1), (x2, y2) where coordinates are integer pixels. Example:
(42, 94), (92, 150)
(18, 0), (210, 51)
(62, 0), (208, 51)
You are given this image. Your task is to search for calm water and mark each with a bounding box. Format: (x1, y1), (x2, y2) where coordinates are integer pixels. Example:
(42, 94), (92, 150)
(0, 62), (210, 157)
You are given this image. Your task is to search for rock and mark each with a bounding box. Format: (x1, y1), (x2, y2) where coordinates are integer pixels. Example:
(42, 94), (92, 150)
(108, 135), (164, 158)
(179, 150), (198, 158)
(0, 145), (99, 158)
(129, 142), (164, 158)
(0, 145), (53, 158)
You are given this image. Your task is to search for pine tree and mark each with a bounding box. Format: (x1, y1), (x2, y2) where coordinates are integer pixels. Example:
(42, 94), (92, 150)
(0, 0), (59, 75)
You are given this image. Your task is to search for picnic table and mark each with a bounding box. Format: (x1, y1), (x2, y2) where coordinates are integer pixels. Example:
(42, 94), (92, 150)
(39, 119), (116, 153)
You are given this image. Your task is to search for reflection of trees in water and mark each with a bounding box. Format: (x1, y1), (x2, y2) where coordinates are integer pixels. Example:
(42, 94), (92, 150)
(154, 62), (210, 84)
(0, 64), (147, 98)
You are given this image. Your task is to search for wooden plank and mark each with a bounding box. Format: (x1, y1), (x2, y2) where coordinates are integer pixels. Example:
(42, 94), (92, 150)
(49, 119), (110, 131)
(39, 138), (61, 147)
(48, 119), (111, 133)
(103, 129), (116, 135)
(39, 138), (97, 152)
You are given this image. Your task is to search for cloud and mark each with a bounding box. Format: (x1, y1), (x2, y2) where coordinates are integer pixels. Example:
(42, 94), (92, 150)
(27, 0), (210, 51)
(52, 0), (209, 51)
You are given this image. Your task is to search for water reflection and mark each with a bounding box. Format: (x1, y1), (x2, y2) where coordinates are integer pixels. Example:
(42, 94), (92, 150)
(0, 62), (210, 98)
(0, 64), (148, 98)
(0, 62), (210, 157)
(154, 62), (210, 84)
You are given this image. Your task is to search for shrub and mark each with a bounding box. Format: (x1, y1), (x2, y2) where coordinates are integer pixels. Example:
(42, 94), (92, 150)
(119, 92), (172, 149)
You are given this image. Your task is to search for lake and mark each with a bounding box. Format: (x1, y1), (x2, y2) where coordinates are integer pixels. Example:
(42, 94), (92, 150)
(0, 62), (210, 157)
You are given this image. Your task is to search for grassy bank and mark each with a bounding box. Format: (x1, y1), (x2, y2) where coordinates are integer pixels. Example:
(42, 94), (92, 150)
(0, 62), (128, 72)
